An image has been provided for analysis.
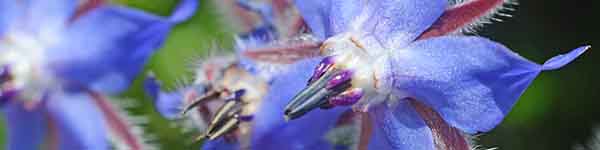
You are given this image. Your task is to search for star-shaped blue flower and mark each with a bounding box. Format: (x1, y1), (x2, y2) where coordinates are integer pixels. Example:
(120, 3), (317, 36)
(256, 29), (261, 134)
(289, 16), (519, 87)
(0, 0), (197, 149)
(256, 0), (590, 149)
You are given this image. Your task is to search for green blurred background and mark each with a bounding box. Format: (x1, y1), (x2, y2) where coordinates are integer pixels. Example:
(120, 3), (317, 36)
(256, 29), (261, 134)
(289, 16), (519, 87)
(1, 0), (598, 149)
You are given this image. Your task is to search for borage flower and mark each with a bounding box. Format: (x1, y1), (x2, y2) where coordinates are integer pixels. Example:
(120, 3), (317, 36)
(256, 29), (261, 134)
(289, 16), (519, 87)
(145, 0), (347, 149)
(0, 0), (196, 149)
(242, 0), (589, 149)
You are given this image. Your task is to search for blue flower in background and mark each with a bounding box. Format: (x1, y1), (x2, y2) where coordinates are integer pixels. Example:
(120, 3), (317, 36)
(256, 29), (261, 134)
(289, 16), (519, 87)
(240, 0), (591, 149)
(145, 1), (348, 149)
(145, 56), (341, 150)
(0, 0), (197, 149)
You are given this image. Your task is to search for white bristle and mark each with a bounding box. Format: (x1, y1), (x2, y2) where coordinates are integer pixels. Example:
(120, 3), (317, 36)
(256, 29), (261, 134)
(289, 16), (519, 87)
(104, 97), (159, 150)
(453, 0), (519, 34)
(466, 134), (498, 150)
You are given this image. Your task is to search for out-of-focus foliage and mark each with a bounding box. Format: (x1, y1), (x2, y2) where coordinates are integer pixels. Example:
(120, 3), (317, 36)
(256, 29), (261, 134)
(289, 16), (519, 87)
(0, 0), (597, 150)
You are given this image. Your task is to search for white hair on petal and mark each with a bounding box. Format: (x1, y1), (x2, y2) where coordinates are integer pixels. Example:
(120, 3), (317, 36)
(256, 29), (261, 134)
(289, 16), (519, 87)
(465, 134), (498, 150)
(185, 40), (230, 71)
(150, 42), (210, 91)
(448, 0), (470, 5)
(105, 97), (159, 150)
(182, 40), (237, 85)
(170, 43), (238, 134)
(451, 0), (519, 35)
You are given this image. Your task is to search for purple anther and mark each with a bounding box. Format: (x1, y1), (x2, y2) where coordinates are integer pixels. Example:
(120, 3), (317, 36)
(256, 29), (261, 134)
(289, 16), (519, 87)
(328, 88), (363, 106)
(308, 56), (335, 84)
(326, 70), (353, 90)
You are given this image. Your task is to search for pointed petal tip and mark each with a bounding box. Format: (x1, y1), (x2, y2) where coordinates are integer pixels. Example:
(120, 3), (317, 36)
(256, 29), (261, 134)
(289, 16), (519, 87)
(143, 74), (161, 99)
(168, 0), (199, 23)
(542, 45), (590, 71)
(582, 45), (592, 51)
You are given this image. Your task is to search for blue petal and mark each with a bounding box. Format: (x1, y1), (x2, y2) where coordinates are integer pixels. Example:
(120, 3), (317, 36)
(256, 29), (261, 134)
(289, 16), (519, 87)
(388, 36), (587, 133)
(0, 0), (77, 35)
(327, 0), (362, 34)
(541, 45), (589, 70)
(293, 0), (366, 37)
(1, 101), (47, 150)
(201, 138), (240, 150)
(143, 75), (188, 119)
(238, 25), (277, 44)
(250, 58), (346, 150)
(24, 0), (77, 34)
(368, 100), (434, 150)
(0, 0), (19, 35)
(355, 0), (447, 49)
(167, 0), (199, 23)
(294, 0), (447, 49)
(46, 92), (109, 149)
(50, 5), (175, 94)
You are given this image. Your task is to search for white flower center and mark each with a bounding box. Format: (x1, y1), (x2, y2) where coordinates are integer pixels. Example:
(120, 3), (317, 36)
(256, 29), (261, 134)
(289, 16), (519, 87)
(0, 31), (59, 100)
(320, 33), (395, 111)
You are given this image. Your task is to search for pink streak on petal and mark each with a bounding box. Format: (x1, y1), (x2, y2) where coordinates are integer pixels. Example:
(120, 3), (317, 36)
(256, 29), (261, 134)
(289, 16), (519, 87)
(358, 113), (373, 150)
(69, 0), (105, 23)
(418, 0), (504, 40)
(243, 41), (322, 64)
(87, 90), (142, 150)
(410, 99), (470, 150)
(45, 113), (60, 150)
